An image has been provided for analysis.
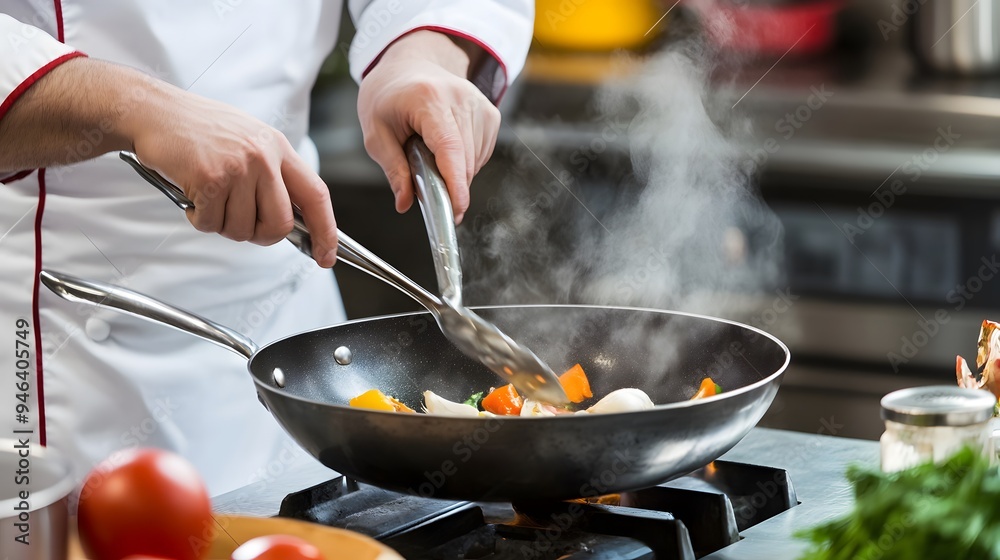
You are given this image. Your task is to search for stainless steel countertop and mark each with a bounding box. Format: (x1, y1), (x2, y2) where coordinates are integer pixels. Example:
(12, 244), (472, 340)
(704, 429), (879, 559)
(213, 427), (879, 558)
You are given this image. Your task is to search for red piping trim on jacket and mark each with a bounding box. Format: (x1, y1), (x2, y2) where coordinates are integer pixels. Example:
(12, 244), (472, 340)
(361, 25), (510, 105)
(31, 1), (69, 447)
(53, 0), (65, 42)
(33, 170), (47, 446)
(0, 170), (34, 185)
(0, 52), (86, 124)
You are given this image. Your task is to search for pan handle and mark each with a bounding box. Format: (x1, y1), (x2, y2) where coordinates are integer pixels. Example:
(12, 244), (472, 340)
(118, 151), (443, 313)
(39, 270), (259, 359)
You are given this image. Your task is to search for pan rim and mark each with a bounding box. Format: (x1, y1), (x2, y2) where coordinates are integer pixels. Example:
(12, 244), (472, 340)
(250, 304), (791, 420)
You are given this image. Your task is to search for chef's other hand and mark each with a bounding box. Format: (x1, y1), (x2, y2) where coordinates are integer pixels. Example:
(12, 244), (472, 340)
(127, 80), (339, 267)
(357, 30), (501, 225)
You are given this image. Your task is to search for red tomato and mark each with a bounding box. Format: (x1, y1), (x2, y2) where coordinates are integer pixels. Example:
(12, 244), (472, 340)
(231, 536), (325, 560)
(77, 448), (213, 560)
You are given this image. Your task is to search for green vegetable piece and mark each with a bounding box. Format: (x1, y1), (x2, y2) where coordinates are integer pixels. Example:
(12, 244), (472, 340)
(715, 383), (723, 394)
(463, 391), (485, 409)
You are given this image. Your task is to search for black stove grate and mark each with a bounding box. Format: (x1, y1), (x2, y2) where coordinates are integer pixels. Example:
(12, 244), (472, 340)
(277, 460), (797, 559)
(277, 475), (465, 540)
(384, 504), (674, 560)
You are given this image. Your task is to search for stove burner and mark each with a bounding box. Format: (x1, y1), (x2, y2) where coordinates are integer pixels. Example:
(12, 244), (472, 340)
(277, 461), (797, 559)
(385, 504), (680, 559)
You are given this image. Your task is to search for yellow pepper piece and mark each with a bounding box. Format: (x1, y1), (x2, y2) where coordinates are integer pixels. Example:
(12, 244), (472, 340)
(349, 389), (397, 412)
(349, 389), (415, 413)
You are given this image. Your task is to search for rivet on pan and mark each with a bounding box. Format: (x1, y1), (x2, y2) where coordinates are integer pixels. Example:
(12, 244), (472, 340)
(272, 367), (286, 388)
(334, 346), (352, 365)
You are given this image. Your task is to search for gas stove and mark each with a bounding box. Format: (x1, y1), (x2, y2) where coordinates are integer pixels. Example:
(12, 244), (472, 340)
(213, 428), (879, 559)
(276, 460), (794, 559)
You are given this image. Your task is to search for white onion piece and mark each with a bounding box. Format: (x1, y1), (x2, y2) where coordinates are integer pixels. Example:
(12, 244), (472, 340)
(520, 399), (556, 417)
(586, 388), (655, 414)
(422, 391), (479, 417)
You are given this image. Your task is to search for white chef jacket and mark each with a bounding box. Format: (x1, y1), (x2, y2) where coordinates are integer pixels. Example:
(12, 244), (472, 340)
(0, 0), (532, 496)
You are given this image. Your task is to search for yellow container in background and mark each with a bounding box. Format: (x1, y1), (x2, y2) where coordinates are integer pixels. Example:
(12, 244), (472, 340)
(533, 0), (664, 51)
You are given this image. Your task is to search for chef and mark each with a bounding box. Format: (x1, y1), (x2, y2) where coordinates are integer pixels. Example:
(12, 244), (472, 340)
(0, 1), (532, 495)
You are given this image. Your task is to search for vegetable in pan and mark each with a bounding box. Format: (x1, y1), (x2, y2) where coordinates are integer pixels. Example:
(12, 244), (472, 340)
(462, 391), (485, 408)
(692, 377), (723, 399)
(348, 389), (415, 413)
(482, 384), (523, 415)
(559, 364), (593, 403)
(349, 365), (724, 416)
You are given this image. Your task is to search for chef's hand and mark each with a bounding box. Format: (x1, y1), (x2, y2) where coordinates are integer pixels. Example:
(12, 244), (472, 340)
(357, 31), (501, 225)
(127, 81), (340, 268)
(0, 58), (339, 268)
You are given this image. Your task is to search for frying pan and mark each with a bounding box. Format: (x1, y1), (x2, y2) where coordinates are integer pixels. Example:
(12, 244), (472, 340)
(41, 270), (789, 501)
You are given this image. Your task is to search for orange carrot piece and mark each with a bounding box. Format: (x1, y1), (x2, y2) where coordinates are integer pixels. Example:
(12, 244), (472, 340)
(559, 364), (593, 404)
(691, 377), (718, 400)
(482, 384), (523, 416)
(388, 396), (416, 413)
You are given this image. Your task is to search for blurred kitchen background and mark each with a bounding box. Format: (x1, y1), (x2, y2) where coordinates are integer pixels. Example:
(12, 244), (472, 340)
(310, 0), (1000, 440)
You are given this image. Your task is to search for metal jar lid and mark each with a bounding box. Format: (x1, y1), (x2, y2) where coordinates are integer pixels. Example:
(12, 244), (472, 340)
(881, 386), (997, 427)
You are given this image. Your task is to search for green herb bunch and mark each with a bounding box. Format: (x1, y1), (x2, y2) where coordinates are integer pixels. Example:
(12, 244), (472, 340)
(797, 447), (1000, 559)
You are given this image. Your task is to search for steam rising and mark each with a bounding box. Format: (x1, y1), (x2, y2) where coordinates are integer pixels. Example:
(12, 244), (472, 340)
(461, 36), (785, 387)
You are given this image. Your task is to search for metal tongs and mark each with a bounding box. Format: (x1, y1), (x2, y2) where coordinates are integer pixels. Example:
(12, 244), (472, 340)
(119, 138), (569, 404)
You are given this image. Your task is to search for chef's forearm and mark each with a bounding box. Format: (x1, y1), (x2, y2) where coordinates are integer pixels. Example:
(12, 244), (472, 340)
(0, 57), (157, 173)
(346, 0), (533, 103)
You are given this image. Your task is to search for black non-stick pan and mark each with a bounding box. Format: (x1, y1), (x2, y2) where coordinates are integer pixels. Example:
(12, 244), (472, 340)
(41, 270), (789, 501)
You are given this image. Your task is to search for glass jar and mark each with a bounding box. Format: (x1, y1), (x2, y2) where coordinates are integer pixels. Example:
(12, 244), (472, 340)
(880, 386), (996, 473)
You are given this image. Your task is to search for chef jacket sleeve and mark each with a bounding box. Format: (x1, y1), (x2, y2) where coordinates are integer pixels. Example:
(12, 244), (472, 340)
(347, 0), (533, 104)
(0, 14), (86, 126)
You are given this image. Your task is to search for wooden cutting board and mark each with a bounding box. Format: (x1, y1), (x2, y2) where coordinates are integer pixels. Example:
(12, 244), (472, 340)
(69, 514), (403, 560)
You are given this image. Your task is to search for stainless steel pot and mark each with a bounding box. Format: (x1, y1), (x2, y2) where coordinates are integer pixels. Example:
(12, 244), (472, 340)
(915, 0), (1000, 75)
(0, 440), (74, 560)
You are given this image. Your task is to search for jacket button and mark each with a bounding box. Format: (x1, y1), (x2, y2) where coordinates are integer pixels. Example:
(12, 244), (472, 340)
(85, 318), (111, 342)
